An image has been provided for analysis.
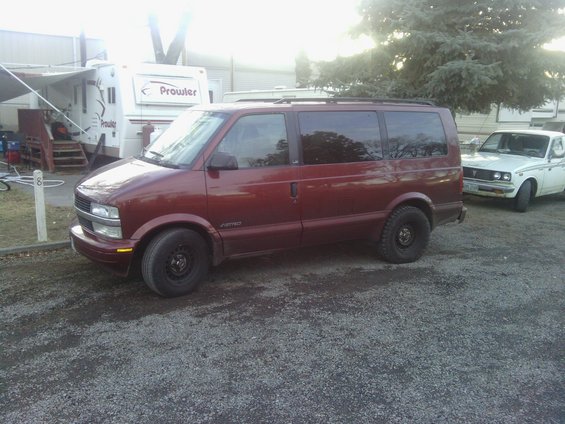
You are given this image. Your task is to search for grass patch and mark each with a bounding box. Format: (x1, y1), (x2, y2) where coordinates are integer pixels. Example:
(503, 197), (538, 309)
(0, 189), (74, 248)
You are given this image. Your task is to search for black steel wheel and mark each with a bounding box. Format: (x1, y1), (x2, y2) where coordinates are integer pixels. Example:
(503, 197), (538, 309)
(141, 228), (209, 297)
(377, 206), (431, 263)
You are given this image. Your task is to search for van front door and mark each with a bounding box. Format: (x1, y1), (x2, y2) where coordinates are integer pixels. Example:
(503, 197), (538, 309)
(206, 113), (301, 256)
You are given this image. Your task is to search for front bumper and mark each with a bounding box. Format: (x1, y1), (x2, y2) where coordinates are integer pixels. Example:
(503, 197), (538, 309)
(462, 179), (516, 198)
(69, 219), (136, 276)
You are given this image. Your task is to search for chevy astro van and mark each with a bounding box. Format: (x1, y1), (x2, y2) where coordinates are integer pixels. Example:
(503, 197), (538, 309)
(70, 98), (466, 297)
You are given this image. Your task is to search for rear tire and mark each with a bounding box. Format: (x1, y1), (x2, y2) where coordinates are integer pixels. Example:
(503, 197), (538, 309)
(377, 206), (431, 264)
(141, 228), (209, 297)
(514, 180), (532, 212)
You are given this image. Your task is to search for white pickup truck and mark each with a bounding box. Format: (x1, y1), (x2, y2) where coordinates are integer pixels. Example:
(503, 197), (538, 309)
(461, 130), (565, 211)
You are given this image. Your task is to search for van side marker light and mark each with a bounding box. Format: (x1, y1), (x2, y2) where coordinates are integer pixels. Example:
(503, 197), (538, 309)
(116, 248), (133, 253)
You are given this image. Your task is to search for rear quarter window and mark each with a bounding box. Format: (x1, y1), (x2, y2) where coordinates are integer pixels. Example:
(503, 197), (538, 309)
(384, 111), (448, 158)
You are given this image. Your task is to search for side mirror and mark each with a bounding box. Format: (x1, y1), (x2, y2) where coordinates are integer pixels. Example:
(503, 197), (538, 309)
(208, 152), (238, 171)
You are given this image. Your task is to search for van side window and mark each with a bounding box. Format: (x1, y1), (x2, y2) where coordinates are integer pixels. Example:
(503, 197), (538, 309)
(384, 112), (448, 158)
(298, 111), (382, 165)
(216, 114), (289, 168)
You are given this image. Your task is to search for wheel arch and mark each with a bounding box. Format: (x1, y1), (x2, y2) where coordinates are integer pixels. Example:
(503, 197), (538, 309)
(524, 177), (538, 198)
(384, 193), (434, 229)
(130, 215), (224, 273)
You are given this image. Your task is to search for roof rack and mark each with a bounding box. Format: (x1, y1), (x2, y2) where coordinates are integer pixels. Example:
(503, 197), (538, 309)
(234, 98), (281, 102)
(273, 97), (436, 106)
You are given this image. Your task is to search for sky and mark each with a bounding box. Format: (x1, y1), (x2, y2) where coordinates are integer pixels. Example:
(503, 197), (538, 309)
(2, 0), (563, 67)
(1, 0), (373, 66)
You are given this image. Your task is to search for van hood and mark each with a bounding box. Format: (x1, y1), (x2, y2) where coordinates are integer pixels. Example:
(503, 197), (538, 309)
(77, 158), (174, 202)
(461, 152), (544, 173)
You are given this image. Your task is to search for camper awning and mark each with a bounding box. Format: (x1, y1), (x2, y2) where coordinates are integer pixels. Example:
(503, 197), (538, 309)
(0, 64), (90, 102)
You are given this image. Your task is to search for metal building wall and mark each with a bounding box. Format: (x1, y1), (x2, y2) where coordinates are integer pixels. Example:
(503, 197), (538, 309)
(0, 30), (105, 67)
(0, 30), (296, 129)
(185, 51), (296, 98)
(0, 30), (106, 131)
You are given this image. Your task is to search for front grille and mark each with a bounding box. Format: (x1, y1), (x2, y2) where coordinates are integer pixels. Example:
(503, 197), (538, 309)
(463, 167), (494, 181)
(75, 195), (94, 232)
(78, 216), (94, 231)
(75, 194), (91, 213)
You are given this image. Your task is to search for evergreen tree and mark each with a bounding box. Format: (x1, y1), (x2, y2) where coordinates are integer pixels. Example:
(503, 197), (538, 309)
(315, 0), (565, 113)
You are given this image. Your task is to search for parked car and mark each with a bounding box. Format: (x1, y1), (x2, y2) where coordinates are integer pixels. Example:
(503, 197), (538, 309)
(70, 98), (466, 297)
(461, 130), (565, 211)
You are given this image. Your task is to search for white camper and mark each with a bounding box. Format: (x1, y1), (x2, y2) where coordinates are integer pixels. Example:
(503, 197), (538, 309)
(222, 87), (329, 103)
(49, 60), (210, 158)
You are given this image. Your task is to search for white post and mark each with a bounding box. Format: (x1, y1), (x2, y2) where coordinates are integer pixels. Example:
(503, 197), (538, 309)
(34, 170), (48, 242)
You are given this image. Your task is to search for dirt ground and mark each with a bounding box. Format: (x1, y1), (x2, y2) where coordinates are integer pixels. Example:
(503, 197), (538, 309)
(1, 193), (564, 423)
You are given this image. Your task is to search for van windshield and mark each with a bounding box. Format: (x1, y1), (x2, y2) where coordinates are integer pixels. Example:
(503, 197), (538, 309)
(141, 110), (227, 167)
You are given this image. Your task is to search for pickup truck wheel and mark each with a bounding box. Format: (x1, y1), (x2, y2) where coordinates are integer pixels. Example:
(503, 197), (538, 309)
(142, 228), (209, 297)
(514, 180), (532, 212)
(377, 206), (430, 264)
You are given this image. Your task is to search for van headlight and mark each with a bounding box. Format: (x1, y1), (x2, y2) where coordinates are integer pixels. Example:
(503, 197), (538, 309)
(91, 203), (120, 218)
(90, 203), (122, 238)
(92, 222), (123, 239)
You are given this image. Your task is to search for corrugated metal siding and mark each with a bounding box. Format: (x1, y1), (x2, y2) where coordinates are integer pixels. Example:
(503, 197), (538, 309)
(0, 31), (105, 130)
(0, 30), (105, 66)
(234, 70), (296, 92)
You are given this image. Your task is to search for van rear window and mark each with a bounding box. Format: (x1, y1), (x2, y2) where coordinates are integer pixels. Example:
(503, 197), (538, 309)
(384, 112), (447, 158)
(298, 111), (382, 165)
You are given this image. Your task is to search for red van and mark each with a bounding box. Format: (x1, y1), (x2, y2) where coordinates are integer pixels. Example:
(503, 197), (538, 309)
(70, 99), (466, 297)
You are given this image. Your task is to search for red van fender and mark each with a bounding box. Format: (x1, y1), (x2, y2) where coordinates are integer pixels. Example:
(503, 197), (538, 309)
(131, 213), (224, 265)
(384, 192), (434, 220)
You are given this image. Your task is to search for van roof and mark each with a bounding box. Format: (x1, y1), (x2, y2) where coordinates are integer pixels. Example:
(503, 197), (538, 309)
(201, 97), (440, 113)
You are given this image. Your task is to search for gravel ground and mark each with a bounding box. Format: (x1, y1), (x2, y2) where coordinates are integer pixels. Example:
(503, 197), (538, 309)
(1, 194), (564, 423)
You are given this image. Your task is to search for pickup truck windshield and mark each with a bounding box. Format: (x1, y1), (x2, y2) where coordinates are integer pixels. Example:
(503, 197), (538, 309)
(480, 132), (549, 158)
(142, 110), (227, 166)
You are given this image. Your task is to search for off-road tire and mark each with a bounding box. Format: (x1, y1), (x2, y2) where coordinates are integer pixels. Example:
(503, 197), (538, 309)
(377, 206), (431, 264)
(141, 228), (209, 297)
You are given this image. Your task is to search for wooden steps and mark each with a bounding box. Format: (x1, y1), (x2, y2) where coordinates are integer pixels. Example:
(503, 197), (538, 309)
(52, 139), (89, 169)
(18, 109), (89, 172)
(20, 137), (89, 171)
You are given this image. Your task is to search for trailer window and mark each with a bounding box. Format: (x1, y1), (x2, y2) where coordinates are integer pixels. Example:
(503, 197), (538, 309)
(107, 87), (116, 104)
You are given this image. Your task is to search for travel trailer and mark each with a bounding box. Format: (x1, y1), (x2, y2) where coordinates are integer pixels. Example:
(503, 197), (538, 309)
(48, 60), (210, 158)
(222, 87), (330, 103)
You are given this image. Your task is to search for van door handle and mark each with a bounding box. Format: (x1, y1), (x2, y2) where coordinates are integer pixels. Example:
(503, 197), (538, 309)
(290, 182), (298, 198)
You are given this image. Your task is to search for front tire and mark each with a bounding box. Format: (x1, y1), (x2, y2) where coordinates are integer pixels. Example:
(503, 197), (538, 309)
(514, 180), (532, 212)
(141, 228), (209, 297)
(377, 206), (431, 264)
